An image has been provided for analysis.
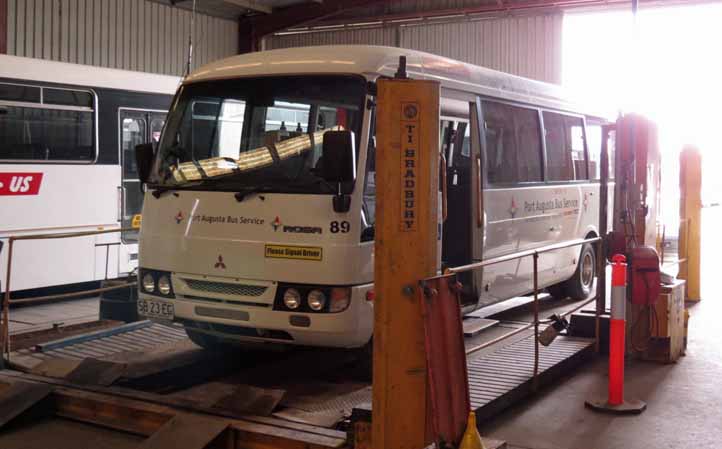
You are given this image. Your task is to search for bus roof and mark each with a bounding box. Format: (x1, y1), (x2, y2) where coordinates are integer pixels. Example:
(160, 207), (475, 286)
(185, 45), (610, 118)
(0, 55), (181, 95)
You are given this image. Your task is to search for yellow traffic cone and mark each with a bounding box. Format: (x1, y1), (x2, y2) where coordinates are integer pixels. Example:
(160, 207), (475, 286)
(459, 411), (486, 449)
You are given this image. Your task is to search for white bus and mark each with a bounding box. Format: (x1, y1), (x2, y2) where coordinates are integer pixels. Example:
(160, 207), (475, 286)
(134, 46), (612, 350)
(0, 56), (179, 296)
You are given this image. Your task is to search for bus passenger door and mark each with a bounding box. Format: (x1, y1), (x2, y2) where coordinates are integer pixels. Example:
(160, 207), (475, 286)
(119, 109), (166, 275)
(440, 115), (476, 308)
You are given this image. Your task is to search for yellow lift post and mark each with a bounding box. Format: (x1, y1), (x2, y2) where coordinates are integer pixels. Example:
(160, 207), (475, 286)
(372, 61), (440, 449)
(678, 145), (702, 301)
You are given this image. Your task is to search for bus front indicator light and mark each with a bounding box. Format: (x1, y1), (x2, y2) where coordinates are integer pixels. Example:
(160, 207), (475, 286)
(308, 290), (327, 311)
(142, 273), (155, 293)
(330, 287), (352, 312)
(283, 288), (301, 310)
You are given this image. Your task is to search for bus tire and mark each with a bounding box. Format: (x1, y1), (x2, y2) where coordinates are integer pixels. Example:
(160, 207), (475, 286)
(354, 339), (373, 381)
(550, 243), (596, 300)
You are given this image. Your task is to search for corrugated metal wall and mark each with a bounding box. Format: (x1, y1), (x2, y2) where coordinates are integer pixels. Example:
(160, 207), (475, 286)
(268, 14), (563, 84)
(5, 0), (238, 76)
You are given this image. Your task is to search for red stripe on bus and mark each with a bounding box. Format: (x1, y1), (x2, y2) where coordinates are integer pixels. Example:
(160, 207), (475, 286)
(0, 173), (44, 195)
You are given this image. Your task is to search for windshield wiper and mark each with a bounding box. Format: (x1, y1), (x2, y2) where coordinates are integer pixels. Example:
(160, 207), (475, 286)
(288, 177), (338, 193)
(151, 186), (178, 199)
(150, 179), (206, 199)
(234, 185), (279, 202)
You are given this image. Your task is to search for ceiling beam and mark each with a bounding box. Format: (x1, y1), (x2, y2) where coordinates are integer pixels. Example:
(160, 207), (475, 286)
(222, 0), (272, 14)
(241, 0), (386, 39)
(286, 0), (704, 29)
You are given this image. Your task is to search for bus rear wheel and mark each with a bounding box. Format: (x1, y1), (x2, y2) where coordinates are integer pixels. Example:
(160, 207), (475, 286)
(548, 243), (596, 300)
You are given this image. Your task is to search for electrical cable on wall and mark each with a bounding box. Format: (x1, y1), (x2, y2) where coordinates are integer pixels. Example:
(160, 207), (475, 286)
(185, 0), (197, 78)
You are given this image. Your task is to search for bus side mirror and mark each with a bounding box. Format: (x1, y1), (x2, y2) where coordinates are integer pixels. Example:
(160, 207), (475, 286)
(321, 131), (356, 183)
(321, 131), (356, 213)
(135, 143), (155, 186)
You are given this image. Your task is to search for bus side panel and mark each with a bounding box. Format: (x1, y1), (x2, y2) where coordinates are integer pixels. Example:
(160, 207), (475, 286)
(478, 183), (587, 306)
(0, 164), (120, 291)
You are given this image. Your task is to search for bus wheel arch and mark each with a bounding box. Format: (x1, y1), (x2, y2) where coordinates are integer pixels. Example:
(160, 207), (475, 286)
(548, 233), (597, 300)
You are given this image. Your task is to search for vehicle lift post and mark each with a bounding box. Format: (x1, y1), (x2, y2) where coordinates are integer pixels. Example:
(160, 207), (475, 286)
(678, 145), (701, 301)
(373, 62), (440, 449)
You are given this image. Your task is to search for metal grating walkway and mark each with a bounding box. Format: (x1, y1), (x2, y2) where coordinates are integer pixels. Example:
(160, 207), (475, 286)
(9, 322), (188, 372)
(468, 335), (595, 420)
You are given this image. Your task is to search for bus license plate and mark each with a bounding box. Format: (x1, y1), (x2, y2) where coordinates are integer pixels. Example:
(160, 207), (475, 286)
(138, 298), (174, 320)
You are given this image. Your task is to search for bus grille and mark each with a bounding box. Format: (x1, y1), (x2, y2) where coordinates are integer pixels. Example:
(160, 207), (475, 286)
(183, 279), (267, 297)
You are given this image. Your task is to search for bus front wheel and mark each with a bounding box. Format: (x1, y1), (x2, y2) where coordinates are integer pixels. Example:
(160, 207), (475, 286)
(548, 243), (596, 301)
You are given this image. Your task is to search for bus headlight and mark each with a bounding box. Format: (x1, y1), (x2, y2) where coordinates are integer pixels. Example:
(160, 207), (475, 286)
(157, 275), (172, 295)
(142, 273), (155, 293)
(283, 288), (301, 310)
(307, 290), (327, 311)
(329, 287), (352, 312)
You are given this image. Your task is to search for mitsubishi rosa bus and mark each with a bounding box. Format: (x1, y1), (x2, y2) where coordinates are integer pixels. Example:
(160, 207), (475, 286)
(134, 46), (613, 351)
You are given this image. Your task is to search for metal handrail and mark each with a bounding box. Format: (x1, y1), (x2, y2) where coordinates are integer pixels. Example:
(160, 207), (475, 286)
(449, 236), (601, 273)
(442, 235), (604, 391)
(2, 226), (137, 360)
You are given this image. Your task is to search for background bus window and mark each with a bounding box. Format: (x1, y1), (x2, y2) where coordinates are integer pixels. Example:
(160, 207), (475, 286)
(122, 117), (146, 179)
(586, 121), (615, 181)
(266, 101), (310, 133)
(0, 83), (95, 161)
(189, 99), (245, 160)
(543, 112), (587, 181)
(151, 117), (165, 143)
(482, 101), (543, 184)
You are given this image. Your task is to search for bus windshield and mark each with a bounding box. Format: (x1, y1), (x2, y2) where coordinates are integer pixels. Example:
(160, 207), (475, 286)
(153, 75), (366, 194)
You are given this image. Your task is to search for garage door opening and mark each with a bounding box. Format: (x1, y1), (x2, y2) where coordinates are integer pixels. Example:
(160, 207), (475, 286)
(563, 3), (722, 240)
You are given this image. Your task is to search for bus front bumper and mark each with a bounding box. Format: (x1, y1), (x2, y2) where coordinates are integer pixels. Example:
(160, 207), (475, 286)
(138, 287), (373, 349)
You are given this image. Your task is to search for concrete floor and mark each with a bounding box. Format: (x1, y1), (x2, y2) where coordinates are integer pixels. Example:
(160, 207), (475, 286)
(481, 207), (722, 449)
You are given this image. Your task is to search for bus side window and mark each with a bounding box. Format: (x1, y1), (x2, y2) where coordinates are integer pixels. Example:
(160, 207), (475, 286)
(586, 120), (615, 181)
(482, 101), (542, 184)
(0, 83), (95, 162)
(543, 112), (587, 181)
(587, 121), (602, 180)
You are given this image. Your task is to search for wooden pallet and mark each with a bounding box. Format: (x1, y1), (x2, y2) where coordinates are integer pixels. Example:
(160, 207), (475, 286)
(0, 372), (347, 449)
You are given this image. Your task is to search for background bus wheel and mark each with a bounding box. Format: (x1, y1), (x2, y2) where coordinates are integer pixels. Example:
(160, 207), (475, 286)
(99, 279), (138, 323)
(353, 339), (373, 381)
(548, 243), (596, 301)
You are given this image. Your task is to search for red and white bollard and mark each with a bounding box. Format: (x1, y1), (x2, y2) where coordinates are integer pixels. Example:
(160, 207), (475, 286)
(585, 254), (647, 414)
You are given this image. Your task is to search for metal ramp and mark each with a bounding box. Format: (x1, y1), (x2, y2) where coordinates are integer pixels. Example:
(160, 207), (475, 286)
(468, 334), (595, 421)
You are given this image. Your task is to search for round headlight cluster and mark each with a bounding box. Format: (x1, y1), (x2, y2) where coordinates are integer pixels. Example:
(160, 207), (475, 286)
(283, 288), (301, 310)
(158, 275), (172, 295)
(141, 271), (173, 296)
(307, 290), (327, 311)
(142, 273), (155, 293)
(280, 288), (334, 312)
